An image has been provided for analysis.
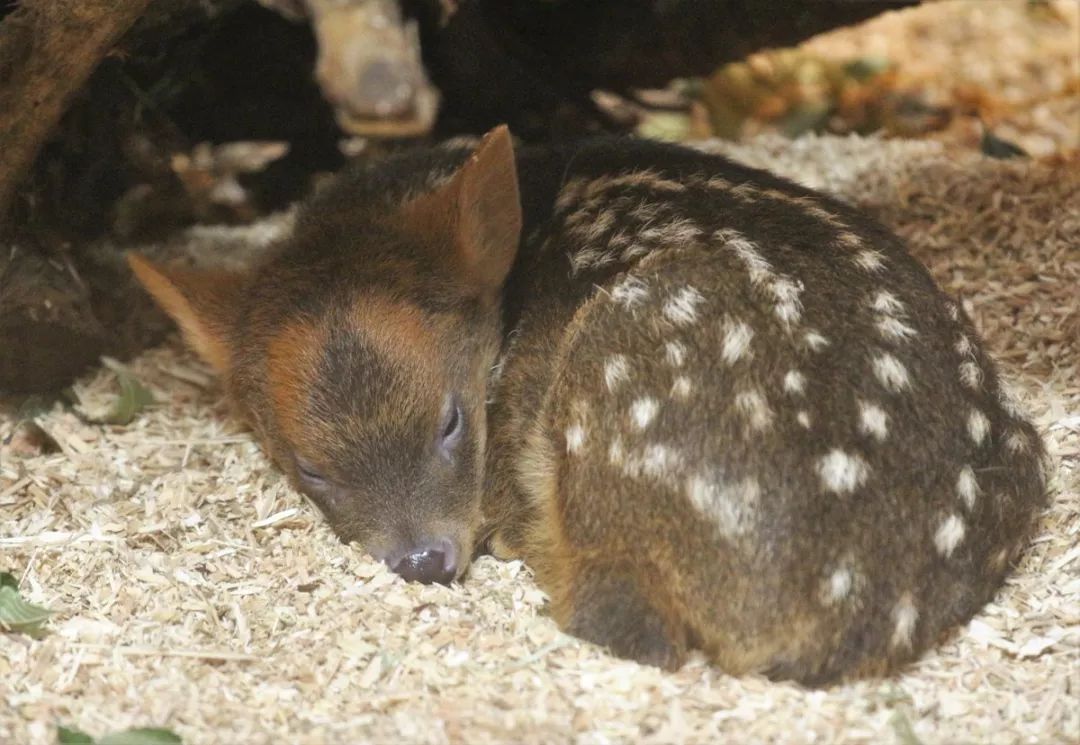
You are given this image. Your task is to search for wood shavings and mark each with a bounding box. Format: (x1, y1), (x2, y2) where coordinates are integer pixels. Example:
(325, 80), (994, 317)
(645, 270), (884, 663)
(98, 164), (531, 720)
(2, 133), (1078, 743)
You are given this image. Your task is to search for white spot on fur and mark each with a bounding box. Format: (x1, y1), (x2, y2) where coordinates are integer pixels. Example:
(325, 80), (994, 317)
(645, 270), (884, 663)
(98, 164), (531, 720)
(836, 231), (863, 249)
(858, 401), (889, 441)
(1005, 430), (1030, 454)
(817, 450), (870, 494)
(685, 474), (760, 538)
(630, 397), (659, 430)
(604, 355), (630, 391)
(663, 286), (705, 326)
(877, 316), (917, 341)
(735, 389), (773, 431)
(997, 377), (1028, 419)
(565, 425), (586, 454)
(610, 275), (649, 309)
(635, 218), (703, 248)
(891, 593), (919, 649)
(935, 515), (966, 557)
(640, 444), (681, 478)
(717, 229), (774, 286)
(721, 317), (754, 364)
(823, 568), (854, 604)
(957, 466), (979, 510)
(664, 341), (686, 368)
(783, 370), (806, 395)
(947, 302), (960, 321)
(968, 408), (990, 446)
(853, 249), (886, 272)
(671, 376), (692, 399)
(797, 411), (811, 428)
(804, 330), (829, 351)
(770, 278), (804, 328)
(959, 361), (983, 390)
(955, 335), (973, 356)
(873, 353), (910, 392)
(872, 291), (905, 315)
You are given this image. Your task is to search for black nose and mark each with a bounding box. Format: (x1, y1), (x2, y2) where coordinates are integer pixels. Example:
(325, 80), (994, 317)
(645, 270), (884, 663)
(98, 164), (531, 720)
(390, 537), (457, 585)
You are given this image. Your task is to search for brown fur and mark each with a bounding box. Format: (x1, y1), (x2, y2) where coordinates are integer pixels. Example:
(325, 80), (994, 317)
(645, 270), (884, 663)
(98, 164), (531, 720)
(129, 126), (1048, 685)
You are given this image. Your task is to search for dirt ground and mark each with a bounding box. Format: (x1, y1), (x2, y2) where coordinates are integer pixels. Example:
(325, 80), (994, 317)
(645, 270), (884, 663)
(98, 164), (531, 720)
(2, 2), (1079, 744)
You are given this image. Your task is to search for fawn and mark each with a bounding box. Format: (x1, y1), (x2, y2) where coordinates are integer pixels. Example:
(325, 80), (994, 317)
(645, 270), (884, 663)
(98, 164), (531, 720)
(130, 125), (1047, 684)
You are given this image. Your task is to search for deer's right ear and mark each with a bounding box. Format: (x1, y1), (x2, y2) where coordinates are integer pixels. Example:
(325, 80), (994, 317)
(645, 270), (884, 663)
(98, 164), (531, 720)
(127, 254), (244, 375)
(400, 124), (522, 297)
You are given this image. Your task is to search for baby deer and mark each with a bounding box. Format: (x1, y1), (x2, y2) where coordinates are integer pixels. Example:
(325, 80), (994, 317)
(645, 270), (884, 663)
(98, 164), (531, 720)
(130, 126), (1047, 684)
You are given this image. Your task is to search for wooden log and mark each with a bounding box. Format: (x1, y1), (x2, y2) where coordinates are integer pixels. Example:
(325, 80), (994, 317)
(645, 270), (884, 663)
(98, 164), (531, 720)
(0, 0), (151, 231)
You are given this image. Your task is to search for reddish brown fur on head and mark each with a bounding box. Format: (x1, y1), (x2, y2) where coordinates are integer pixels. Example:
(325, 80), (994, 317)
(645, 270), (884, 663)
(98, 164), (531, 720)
(128, 125), (523, 584)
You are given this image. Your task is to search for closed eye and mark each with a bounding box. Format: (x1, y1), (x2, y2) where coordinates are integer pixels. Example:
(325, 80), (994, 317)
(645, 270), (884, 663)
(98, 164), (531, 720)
(295, 458), (328, 487)
(438, 394), (464, 457)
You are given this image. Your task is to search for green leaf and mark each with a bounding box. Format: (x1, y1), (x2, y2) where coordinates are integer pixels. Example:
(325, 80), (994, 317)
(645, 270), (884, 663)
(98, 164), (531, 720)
(98, 728), (183, 745)
(0, 576), (54, 638)
(843, 56), (892, 82)
(889, 710), (925, 745)
(981, 129), (1028, 160)
(103, 371), (156, 426)
(57, 726), (96, 744)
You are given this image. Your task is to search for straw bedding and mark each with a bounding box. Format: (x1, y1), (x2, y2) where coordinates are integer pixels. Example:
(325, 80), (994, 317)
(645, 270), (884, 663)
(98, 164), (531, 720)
(2, 133), (1078, 744)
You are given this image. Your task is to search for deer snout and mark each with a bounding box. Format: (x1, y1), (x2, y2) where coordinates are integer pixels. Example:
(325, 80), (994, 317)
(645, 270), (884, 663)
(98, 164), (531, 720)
(382, 536), (458, 585)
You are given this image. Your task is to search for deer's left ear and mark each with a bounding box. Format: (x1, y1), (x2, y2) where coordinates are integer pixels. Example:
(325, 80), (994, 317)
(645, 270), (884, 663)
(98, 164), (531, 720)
(401, 125), (522, 296)
(127, 253), (244, 375)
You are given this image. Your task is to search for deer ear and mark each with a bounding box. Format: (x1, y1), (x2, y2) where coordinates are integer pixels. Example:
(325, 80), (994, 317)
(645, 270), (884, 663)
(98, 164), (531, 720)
(402, 124), (522, 295)
(127, 253), (243, 375)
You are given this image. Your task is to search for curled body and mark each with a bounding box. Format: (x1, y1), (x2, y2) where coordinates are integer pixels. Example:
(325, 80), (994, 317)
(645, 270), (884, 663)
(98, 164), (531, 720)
(130, 127), (1048, 684)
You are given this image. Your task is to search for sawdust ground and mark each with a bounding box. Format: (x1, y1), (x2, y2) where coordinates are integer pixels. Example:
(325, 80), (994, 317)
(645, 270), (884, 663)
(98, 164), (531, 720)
(2, 133), (1077, 745)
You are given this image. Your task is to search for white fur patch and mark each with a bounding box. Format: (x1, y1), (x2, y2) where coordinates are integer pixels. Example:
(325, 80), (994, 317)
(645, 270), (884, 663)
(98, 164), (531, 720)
(716, 229), (774, 286)
(630, 397), (660, 430)
(803, 330), (829, 352)
(959, 361), (983, 390)
(769, 278), (804, 328)
(955, 335), (973, 356)
(640, 444), (681, 478)
(872, 291), (905, 315)
(663, 286), (705, 326)
(823, 567), (854, 604)
(934, 515), (966, 557)
(735, 389), (773, 432)
(610, 275), (650, 309)
(664, 341), (686, 368)
(836, 231), (863, 248)
(853, 249), (886, 272)
(797, 411), (811, 428)
(891, 593), (919, 649)
(968, 408), (991, 446)
(671, 376), (693, 399)
(997, 377), (1028, 419)
(604, 355), (630, 391)
(957, 465), (979, 510)
(817, 449), (870, 494)
(873, 353), (911, 392)
(565, 425), (587, 454)
(858, 401), (889, 441)
(721, 317), (755, 364)
(783, 370), (806, 395)
(1005, 430), (1030, 454)
(877, 316), (917, 341)
(685, 474), (760, 538)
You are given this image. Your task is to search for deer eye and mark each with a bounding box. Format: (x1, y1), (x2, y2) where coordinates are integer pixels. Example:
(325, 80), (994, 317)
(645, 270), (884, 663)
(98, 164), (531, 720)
(295, 457), (327, 488)
(438, 394), (464, 457)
